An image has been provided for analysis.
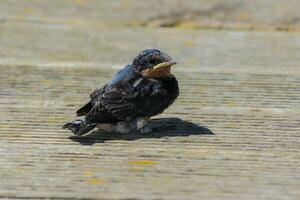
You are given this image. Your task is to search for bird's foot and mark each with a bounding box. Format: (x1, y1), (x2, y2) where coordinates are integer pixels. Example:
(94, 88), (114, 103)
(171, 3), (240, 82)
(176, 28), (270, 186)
(136, 117), (152, 134)
(112, 121), (131, 134)
(140, 125), (152, 134)
(111, 117), (152, 134)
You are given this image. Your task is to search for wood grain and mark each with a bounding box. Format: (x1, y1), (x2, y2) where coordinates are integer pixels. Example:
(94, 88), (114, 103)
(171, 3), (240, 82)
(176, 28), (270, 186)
(0, 1), (300, 199)
(0, 0), (300, 30)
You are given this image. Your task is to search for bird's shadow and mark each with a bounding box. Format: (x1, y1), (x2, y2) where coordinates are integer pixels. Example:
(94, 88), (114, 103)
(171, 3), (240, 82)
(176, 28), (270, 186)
(69, 117), (214, 145)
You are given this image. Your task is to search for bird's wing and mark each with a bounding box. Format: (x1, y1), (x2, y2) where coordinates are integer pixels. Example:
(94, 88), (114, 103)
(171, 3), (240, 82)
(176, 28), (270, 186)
(76, 86), (106, 116)
(80, 79), (140, 123)
(81, 77), (166, 124)
(99, 77), (168, 120)
(77, 65), (137, 117)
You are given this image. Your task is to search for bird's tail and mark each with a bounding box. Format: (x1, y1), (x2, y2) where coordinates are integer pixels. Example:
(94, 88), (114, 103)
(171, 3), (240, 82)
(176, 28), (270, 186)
(62, 118), (97, 136)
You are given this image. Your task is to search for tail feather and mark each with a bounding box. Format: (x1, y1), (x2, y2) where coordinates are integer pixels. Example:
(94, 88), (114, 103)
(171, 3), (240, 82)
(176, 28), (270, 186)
(62, 119), (96, 135)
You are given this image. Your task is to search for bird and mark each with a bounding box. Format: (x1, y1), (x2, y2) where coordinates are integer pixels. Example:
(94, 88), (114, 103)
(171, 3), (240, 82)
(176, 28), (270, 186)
(63, 49), (179, 135)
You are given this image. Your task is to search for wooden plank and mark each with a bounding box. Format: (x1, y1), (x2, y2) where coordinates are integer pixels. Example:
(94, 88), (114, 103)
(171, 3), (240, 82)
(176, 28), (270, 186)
(0, 2), (300, 200)
(1, 29), (299, 199)
(0, 22), (299, 75)
(0, 0), (300, 31)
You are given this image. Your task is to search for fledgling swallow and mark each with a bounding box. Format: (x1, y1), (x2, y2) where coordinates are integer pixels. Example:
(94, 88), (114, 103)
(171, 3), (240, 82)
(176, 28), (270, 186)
(63, 49), (179, 135)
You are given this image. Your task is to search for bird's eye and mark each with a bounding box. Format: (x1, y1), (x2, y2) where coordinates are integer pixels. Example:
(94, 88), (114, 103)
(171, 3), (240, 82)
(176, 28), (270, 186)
(148, 58), (156, 65)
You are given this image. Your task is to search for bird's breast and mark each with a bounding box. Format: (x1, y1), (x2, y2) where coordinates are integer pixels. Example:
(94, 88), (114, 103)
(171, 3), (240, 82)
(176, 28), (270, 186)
(145, 76), (179, 116)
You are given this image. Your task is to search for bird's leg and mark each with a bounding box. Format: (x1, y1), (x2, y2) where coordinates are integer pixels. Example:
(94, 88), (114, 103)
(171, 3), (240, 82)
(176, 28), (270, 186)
(136, 117), (152, 134)
(113, 120), (131, 134)
(140, 124), (152, 134)
(96, 123), (114, 132)
(112, 117), (152, 134)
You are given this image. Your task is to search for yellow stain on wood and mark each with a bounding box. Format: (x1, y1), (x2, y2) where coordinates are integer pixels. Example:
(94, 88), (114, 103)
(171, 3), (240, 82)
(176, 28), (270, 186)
(42, 79), (53, 85)
(178, 22), (199, 29)
(73, 0), (88, 6)
(118, 0), (132, 10)
(184, 40), (196, 47)
(186, 58), (198, 65)
(87, 178), (104, 185)
(16, 166), (28, 173)
(0, 124), (9, 128)
(227, 123), (239, 128)
(128, 160), (157, 166)
(15, 7), (33, 20)
(22, 7), (33, 15)
(146, 20), (163, 28)
(238, 12), (252, 21)
(83, 171), (93, 177)
(226, 100), (237, 107)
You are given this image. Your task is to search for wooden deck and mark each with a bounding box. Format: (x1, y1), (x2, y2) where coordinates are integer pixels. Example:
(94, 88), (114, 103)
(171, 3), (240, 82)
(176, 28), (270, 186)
(0, 1), (299, 199)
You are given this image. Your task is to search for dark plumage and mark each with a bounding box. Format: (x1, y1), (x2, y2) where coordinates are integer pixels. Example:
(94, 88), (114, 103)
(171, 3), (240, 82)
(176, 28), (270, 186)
(63, 49), (179, 135)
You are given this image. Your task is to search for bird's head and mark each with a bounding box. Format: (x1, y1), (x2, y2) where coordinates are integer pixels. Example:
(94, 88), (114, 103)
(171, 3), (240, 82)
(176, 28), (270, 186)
(132, 49), (177, 79)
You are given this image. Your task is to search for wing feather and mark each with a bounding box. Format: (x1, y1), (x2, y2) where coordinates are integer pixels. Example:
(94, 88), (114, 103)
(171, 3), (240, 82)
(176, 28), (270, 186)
(83, 75), (178, 124)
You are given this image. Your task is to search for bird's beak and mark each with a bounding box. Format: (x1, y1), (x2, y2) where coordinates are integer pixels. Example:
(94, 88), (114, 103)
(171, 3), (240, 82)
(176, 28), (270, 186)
(153, 60), (177, 70)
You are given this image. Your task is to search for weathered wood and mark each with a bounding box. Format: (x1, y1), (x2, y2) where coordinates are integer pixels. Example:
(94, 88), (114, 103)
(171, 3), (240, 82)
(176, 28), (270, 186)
(0, 0), (300, 31)
(0, 1), (300, 200)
